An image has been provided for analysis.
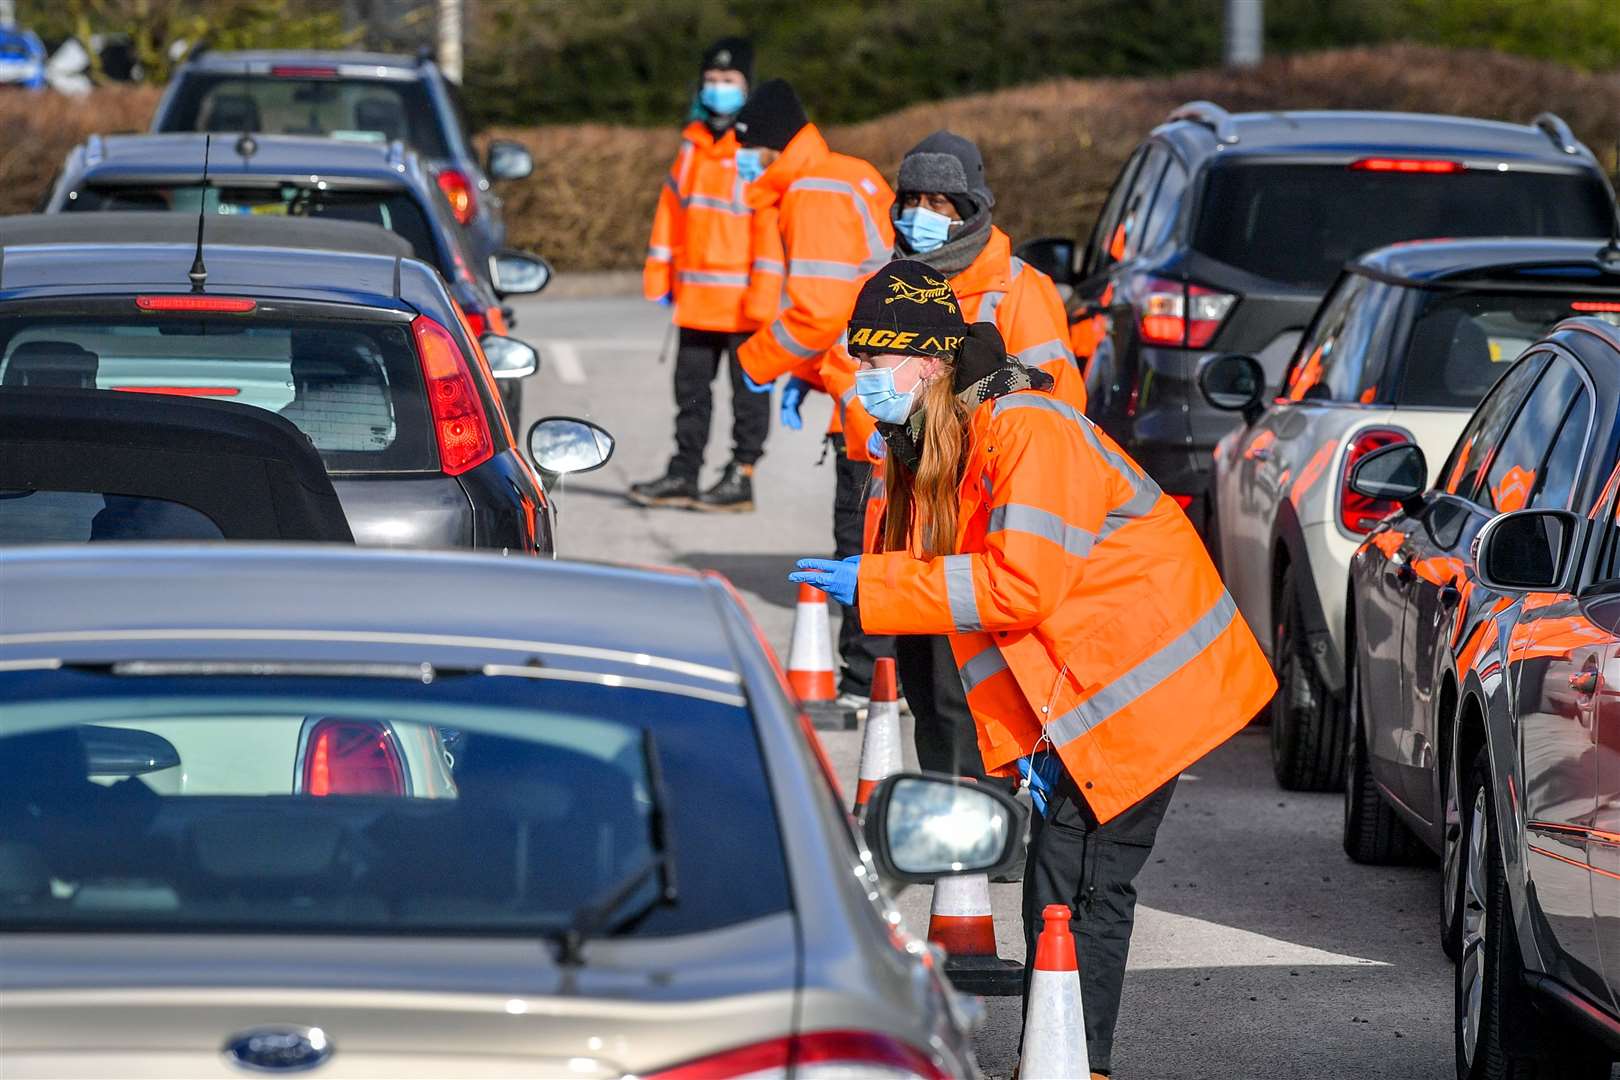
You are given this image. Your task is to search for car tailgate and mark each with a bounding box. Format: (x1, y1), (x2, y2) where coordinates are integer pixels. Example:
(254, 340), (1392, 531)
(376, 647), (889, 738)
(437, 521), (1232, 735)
(332, 475), (473, 549)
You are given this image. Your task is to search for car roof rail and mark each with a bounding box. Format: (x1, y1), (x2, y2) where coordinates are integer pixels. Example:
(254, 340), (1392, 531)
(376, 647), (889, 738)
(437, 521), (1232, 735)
(84, 133), (105, 168)
(415, 44), (435, 67)
(1533, 112), (1581, 155)
(385, 138), (407, 170)
(1167, 100), (1239, 145)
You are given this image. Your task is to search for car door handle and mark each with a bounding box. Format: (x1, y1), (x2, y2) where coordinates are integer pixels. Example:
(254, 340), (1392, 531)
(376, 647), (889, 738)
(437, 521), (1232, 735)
(1571, 669), (1601, 697)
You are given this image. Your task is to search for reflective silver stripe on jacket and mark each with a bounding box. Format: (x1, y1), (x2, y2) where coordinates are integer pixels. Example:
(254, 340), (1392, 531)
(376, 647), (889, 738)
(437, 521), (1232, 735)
(769, 319), (820, 360)
(791, 258), (865, 281)
(943, 554), (979, 632)
(677, 270), (750, 287)
(647, 245), (673, 262)
(1012, 338), (1074, 370)
(1045, 591), (1238, 745)
(958, 644), (1009, 695)
(753, 258), (785, 275)
(1007, 255), (1027, 278)
(987, 502), (1095, 558)
(978, 289), (1007, 324)
(867, 472), (886, 501)
(687, 194), (750, 216)
(839, 385), (857, 425)
(786, 177), (889, 268)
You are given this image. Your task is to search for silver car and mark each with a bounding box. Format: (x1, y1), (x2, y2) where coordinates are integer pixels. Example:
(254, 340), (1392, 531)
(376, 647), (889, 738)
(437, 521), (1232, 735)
(0, 544), (1013, 1078)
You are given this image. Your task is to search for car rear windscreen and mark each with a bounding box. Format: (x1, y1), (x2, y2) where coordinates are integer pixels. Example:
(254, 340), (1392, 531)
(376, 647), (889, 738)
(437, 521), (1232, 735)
(0, 491), (225, 545)
(0, 316), (437, 473)
(66, 184), (439, 267)
(1192, 164), (1613, 288)
(158, 75), (448, 158)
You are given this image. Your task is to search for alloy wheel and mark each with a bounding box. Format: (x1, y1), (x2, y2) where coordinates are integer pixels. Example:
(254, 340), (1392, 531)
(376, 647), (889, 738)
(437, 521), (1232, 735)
(1457, 786), (1489, 1070)
(1441, 755), (1463, 957)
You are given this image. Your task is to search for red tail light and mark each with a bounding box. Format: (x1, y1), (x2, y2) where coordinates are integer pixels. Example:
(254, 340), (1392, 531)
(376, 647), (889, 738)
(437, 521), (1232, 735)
(411, 315), (494, 476)
(1170, 493), (1195, 510)
(1351, 158), (1464, 174)
(645, 1031), (947, 1080)
(301, 719), (405, 796)
(136, 295), (256, 313)
(1340, 428), (1410, 534)
(1135, 276), (1237, 348)
(1572, 300), (1620, 313)
(436, 168), (477, 225)
(271, 65), (337, 78)
(461, 307), (487, 337)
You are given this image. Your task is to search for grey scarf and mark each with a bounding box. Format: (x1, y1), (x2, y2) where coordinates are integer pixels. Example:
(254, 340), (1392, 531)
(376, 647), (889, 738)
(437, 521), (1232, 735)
(893, 207), (992, 277)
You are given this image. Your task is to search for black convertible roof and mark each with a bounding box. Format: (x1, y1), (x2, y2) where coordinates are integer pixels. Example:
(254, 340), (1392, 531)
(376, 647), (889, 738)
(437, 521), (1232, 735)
(0, 388), (353, 542)
(0, 212), (413, 258)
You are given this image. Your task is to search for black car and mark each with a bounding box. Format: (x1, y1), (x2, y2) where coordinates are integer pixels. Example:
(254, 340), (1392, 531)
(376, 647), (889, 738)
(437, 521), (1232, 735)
(0, 214), (613, 554)
(150, 49), (533, 270)
(1020, 104), (1615, 535)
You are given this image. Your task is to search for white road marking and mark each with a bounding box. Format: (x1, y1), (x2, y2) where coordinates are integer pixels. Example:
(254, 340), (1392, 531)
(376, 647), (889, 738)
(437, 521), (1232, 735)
(545, 342), (586, 384)
(1127, 906), (1388, 970)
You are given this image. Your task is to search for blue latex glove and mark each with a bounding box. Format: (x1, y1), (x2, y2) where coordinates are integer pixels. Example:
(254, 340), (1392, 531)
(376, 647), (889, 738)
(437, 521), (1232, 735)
(742, 369), (775, 394)
(789, 555), (860, 607)
(780, 376), (811, 430)
(867, 430), (886, 460)
(656, 292), (674, 307)
(1016, 751), (1064, 818)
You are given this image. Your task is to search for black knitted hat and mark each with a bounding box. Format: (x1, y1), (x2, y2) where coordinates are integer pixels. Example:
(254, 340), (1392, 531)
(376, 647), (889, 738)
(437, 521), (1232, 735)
(846, 259), (968, 358)
(733, 79), (808, 151)
(700, 37), (753, 82)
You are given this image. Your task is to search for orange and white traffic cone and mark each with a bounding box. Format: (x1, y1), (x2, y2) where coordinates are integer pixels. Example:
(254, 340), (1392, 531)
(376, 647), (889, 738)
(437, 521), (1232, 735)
(787, 583), (853, 730)
(927, 791), (1024, 997)
(1018, 904), (1089, 1078)
(852, 657), (901, 818)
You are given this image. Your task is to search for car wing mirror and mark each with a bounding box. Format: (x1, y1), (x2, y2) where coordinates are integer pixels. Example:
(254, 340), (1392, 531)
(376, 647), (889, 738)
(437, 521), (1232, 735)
(1013, 235), (1078, 288)
(528, 416), (615, 475)
(481, 334), (539, 379)
(1347, 441), (1427, 517)
(80, 724), (180, 777)
(861, 773), (1022, 885)
(1198, 353), (1266, 425)
(486, 139), (534, 182)
(1473, 509), (1580, 594)
(489, 250), (552, 296)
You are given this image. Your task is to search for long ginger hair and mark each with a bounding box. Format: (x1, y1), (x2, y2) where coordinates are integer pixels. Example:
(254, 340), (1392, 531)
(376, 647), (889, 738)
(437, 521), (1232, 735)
(880, 369), (969, 558)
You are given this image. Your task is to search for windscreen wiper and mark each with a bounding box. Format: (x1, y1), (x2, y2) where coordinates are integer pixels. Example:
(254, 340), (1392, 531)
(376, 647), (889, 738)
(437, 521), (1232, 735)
(549, 729), (678, 967)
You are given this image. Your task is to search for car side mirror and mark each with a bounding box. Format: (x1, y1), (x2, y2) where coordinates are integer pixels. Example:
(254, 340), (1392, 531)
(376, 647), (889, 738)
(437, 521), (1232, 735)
(80, 724), (180, 777)
(489, 250), (552, 296)
(1013, 236), (1078, 288)
(861, 773), (1022, 885)
(528, 416), (615, 475)
(1473, 509), (1580, 593)
(1199, 353), (1266, 424)
(486, 139), (534, 182)
(481, 334), (539, 379)
(1347, 441), (1427, 516)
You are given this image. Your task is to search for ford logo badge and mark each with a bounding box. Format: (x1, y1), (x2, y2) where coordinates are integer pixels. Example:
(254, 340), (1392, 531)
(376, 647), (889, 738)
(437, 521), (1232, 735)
(224, 1026), (333, 1072)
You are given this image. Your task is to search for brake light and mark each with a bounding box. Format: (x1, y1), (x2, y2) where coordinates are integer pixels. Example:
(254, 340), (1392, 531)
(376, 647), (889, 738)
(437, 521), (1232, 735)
(1340, 428), (1410, 534)
(1351, 158), (1464, 174)
(270, 65), (337, 78)
(436, 168), (477, 225)
(1572, 300), (1620, 313)
(1170, 493), (1195, 510)
(135, 295), (256, 313)
(411, 315), (494, 476)
(462, 307), (487, 337)
(301, 719), (404, 796)
(645, 1031), (948, 1080)
(1136, 276), (1236, 348)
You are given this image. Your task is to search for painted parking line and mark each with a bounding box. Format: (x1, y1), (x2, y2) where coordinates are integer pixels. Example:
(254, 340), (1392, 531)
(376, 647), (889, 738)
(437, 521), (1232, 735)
(544, 342), (587, 385)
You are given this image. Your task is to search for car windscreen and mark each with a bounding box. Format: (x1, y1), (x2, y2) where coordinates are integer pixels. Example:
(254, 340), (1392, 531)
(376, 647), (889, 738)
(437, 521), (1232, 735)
(0, 490), (225, 545)
(158, 75), (449, 158)
(0, 669), (790, 939)
(1396, 291), (1620, 408)
(0, 316), (437, 473)
(66, 184), (440, 268)
(1192, 164), (1613, 288)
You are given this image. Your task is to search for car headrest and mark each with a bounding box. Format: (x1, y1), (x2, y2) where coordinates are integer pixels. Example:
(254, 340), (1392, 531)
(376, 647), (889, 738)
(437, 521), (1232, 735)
(288, 333), (374, 385)
(354, 97), (405, 142)
(2, 340), (99, 388)
(205, 94), (261, 133)
(1443, 316), (1497, 399)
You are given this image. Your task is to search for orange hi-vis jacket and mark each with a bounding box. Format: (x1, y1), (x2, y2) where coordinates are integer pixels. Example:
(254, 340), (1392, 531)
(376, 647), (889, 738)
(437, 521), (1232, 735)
(736, 124), (894, 431)
(856, 385), (1275, 823)
(643, 122), (784, 334)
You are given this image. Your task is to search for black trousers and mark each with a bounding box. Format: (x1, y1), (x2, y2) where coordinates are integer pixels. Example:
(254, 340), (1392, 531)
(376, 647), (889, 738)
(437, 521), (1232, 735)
(669, 328), (770, 479)
(832, 434), (893, 696)
(897, 633), (988, 781)
(1021, 774), (1177, 1076)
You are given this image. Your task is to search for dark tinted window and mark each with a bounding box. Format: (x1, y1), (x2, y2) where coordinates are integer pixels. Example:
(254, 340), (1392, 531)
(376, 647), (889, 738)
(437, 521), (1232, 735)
(0, 317), (437, 473)
(158, 74), (449, 158)
(0, 490), (224, 544)
(1396, 293), (1597, 408)
(1536, 389), (1591, 512)
(1192, 164), (1612, 288)
(1082, 147), (1146, 279)
(1438, 352), (1548, 499)
(1137, 156), (1188, 257)
(1480, 359), (1584, 514)
(1283, 274), (1368, 402)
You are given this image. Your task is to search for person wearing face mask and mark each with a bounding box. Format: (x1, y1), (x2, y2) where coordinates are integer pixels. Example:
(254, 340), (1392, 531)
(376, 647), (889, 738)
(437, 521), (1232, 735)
(791, 261), (1274, 1080)
(632, 37), (784, 513)
(731, 78), (897, 713)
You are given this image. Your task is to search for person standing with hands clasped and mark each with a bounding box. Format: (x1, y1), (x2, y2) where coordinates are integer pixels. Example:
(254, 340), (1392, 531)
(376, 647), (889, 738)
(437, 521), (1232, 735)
(791, 260), (1275, 1079)
(631, 38), (783, 513)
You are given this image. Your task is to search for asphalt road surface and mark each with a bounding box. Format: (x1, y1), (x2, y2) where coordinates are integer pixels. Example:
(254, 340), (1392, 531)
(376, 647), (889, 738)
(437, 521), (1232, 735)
(508, 290), (1454, 1080)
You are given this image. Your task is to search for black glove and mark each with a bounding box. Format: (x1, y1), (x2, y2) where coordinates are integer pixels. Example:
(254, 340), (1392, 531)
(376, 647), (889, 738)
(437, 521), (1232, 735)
(952, 320), (1012, 393)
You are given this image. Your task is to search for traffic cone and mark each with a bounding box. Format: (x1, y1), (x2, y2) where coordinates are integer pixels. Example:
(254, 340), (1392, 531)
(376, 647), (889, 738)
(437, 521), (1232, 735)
(1018, 904), (1090, 1079)
(927, 788), (1024, 997)
(852, 657), (901, 818)
(786, 583), (853, 730)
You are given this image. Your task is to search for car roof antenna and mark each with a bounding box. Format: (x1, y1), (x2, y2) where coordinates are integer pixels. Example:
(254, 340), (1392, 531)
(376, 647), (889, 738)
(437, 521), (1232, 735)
(189, 134), (211, 292)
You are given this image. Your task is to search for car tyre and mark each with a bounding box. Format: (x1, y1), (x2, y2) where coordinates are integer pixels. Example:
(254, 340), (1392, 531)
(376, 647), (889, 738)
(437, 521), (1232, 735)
(1455, 746), (1613, 1080)
(1271, 567), (1345, 791)
(1342, 644), (1424, 865)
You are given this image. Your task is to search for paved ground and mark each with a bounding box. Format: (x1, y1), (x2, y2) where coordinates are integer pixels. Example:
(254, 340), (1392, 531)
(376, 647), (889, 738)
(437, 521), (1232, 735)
(508, 291), (1454, 1080)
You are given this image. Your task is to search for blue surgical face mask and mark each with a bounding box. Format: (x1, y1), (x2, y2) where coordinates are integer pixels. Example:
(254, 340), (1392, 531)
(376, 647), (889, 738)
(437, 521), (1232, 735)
(700, 81), (746, 117)
(855, 357), (920, 424)
(735, 148), (766, 183)
(896, 206), (959, 254)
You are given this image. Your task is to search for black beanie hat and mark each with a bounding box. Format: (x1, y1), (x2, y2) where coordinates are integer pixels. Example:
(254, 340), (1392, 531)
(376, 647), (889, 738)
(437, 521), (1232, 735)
(847, 259), (968, 358)
(733, 79), (808, 151)
(700, 37), (753, 83)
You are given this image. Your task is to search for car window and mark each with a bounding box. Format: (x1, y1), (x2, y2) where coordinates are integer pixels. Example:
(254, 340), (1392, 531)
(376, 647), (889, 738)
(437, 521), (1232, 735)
(1396, 292), (1598, 409)
(0, 317), (438, 473)
(1534, 388), (1592, 512)
(1283, 274), (1366, 401)
(0, 490), (225, 545)
(1116, 146), (1168, 264)
(1479, 358), (1584, 514)
(157, 74), (449, 159)
(1437, 352), (1548, 500)
(1082, 146), (1146, 280)
(1136, 154), (1188, 257)
(0, 671), (791, 939)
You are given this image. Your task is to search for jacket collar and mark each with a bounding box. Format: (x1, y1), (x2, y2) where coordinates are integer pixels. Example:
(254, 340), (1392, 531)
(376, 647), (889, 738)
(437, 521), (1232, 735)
(949, 227), (1012, 300)
(745, 123), (829, 210)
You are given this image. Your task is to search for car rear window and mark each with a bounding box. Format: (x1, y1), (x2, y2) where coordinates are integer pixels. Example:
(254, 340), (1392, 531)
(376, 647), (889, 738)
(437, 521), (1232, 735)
(0, 490), (224, 545)
(0, 670), (791, 939)
(0, 316), (437, 473)
(158, 75), (448, 159)
(1192, 164), (1613, 288)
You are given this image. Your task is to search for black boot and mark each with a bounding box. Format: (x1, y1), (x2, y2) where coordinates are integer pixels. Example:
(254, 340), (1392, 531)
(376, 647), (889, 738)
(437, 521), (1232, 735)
(627, 471), (699, 508)
(695, 462), (755, 513)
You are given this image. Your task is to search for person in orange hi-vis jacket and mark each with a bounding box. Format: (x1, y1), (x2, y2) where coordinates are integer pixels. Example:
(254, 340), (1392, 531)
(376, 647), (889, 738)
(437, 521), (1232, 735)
(731, 78), (896, 710)
(629, 38), (785, 514)
(791, 260), (1274, 1080)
